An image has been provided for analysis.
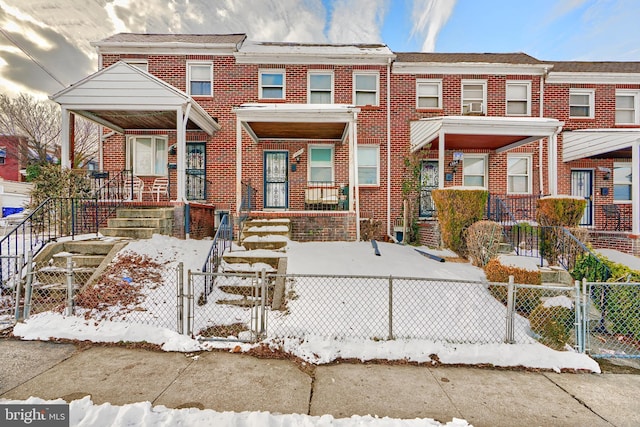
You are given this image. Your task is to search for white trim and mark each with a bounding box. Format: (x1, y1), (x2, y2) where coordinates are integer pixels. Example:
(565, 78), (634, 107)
(357, 145), (380, 186)
(461, 79), (486, 115)
(506, 81), (532, 116)
(569, 88), (595, 119)
(353, 71), (380, 107)
(307, 144), (335, 183)
(462, 154), (488, 188)
(187, 61), (213, 97)
(308, 70), (334, 104)
(259, 69), (286, 100)
(416, 79), (442, 110)
(392, 62), (549, 76)
(547, 72), (640, 84)
(562, 129), (640, 161)
(613, 161), (633, 202)
(615, 89), (640, 125)
(507, 154), (532, 194)
(126, 135), (169, 176)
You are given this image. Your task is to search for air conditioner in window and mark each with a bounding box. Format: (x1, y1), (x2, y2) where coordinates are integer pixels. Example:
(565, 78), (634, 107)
(468, 102), (483, 113)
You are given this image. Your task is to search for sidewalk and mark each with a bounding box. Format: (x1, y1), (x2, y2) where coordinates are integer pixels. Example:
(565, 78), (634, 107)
(1, 339), (639, 427)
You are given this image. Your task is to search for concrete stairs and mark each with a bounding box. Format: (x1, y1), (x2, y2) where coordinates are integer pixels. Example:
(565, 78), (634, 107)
(99, 208), (174, 239)
(30, 239), (129, 310)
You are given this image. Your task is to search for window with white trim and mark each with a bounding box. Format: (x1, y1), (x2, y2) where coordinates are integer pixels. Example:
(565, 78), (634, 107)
(357, 145), (380, 186)
(187, 63), (213, 96)
(308, 145), (334, 183)
(506, 82), (531, 116)
(308, 71), (333, 104)
(462, 80), (486, 114)
(507, 155), (532, 194)
(416, 79), (442, 109)
(616, 90), (640, 124)
(463, 155), (487, 187)
(126, 136), (168, 176)
(353, 72), (379, 106)
(569, 89), (594, 118)
(613, 162), (632, 202)
(259, 70), (285, 99)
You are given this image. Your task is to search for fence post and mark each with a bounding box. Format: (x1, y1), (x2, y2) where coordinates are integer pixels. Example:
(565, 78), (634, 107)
(23, 252), (33, 319)
(177, 263), (184, 335)
(582, 277), (588, 354)
(574, 280), (583, 353)
(65, 255), (74, 316)
(505, 275), (515, 344)
(260, 268), (267, 337)
(13, 254), (24, 322)
(388, 276), (393, 340)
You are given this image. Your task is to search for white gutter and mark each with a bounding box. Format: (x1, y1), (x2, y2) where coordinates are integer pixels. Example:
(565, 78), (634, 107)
(386, 58), (392, 237)
(539, 68), (546, 194)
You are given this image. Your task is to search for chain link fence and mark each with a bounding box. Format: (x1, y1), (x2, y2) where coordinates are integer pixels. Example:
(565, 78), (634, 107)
(0, 255), (23, 328)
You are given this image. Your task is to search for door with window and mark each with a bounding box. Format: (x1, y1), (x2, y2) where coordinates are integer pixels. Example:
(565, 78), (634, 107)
(264, 151), (288, 209)
(186, 143), (206, 200)
(419, 161), (439, 217)
(571, 170), (593, 226)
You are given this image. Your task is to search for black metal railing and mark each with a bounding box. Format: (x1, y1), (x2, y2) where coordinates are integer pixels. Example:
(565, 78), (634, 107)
(487, 194), (541, 223)
(200, 214), (233, 303)
(240, 180), (256, 221)
(89, 170), (134, 229)
(304, 181), (349, 211)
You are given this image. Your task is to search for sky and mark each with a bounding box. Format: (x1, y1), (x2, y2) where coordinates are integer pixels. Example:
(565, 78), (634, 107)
(1, 0), (640, 96)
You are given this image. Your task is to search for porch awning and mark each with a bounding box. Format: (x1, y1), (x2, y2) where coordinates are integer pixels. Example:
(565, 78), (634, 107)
(233, 103), (360, 142)
(563, 129), (640, 161)
(410, 116), (564, 153)
(50, 61), (220, 135)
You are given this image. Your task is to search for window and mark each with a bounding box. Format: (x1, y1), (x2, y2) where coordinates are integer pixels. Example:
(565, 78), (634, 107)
(0, 147), (5, 165)
(308, 71), (333, 104)
(569, 89), (594, 118)
(260, 70), (285, 99)
(353, 72), (379, 106)
(506, 82), (531, 116)
(616, 90), (640, 124)
(507, 155), (531, 194)
(308, 145), (334, 183)
(187, 63), (212, 96)
(357, 145), (379, 186)
(127, 136), (168, 176)
(463, 155), (487, 187)
(416, 79), (442, 109)
(614, 162), (632, 202)
(462, 80), (486, 114)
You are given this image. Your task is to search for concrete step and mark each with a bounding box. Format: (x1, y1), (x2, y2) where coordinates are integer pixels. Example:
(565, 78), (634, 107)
(107, 217), (172, 229)
(540, 267), (574, 286)
(241, 225), (290, 240)
(51, 254), (104, 268)
(35, 267), (96, 287)
(116, 208), (174, 219)
(222, 250), (286, 270)
(100, 227), (158, 239)
(497, 242), (514, 254)
(244, 218), (291, 228)
(61, 241), (116, 256)
(241, 235), (288, 251)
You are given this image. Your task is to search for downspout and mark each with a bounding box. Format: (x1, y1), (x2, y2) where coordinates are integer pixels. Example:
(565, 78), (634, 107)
(353, 112), (361, 241)
(181, 103), (192, 239)
(386, 57), (392, 238)
(539, 68), (546, 194)
(100, 130), (116, 171)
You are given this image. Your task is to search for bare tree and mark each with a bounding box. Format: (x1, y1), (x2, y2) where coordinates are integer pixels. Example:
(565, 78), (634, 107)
(0, 93), (98, 172)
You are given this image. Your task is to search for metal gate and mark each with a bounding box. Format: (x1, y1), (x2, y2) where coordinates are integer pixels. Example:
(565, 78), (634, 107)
(571, 169), (593, 226)
(188, 270), (268, 342)
(186, 142), (206, 200)
(0, 254), (28, 328)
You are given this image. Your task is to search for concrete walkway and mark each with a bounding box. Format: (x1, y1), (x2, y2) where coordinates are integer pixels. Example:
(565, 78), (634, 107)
(1, 339), (639, 427)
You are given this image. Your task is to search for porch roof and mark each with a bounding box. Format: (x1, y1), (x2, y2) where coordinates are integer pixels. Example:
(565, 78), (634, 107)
(50, 61), (220, 135)
(233, 103), (360, 142)
(563, 129), (640, 161)
(410, 116), (564, 153)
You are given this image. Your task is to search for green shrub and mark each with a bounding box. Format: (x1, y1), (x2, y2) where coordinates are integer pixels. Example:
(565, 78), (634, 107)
(432, 188), (488, 256)
(529, 303), (574, 350)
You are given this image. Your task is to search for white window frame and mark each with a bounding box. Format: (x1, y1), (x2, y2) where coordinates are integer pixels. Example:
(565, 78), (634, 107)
(461, 80), (487, 115)
(416, 79), (442, 109)
(308, 71), (334, 104)
(506, 81), (531, 116)
(462, 154), (488, 188)
(507, 154), (532, 194)
(126, 135), (168, 176)
(353, 71), (379, 106)
(357, 145), (380, 186)
(569, 88), (595, 119)
(615, 90), (640, 124)
(259, 69), (286, 100)
(613, 161), (632, 203)
(308, 144), (334, 184)
(125, 60), (148, 72)
(187, 62), (213, 97)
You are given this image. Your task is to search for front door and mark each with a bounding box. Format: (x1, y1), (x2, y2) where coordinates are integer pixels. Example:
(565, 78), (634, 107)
(264, 151), (288, 209)
(186, 143), (206, 200)
(419, 160), (439, 217)
(571, 169), (593, 226)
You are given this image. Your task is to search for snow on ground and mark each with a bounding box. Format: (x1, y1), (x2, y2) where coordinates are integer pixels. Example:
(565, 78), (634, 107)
(0, 397), (471, 427)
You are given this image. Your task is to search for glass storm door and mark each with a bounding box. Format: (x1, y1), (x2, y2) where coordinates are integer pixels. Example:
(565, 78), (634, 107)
(419, 160), (439, 217)
(571, 169), (593, 226)
(264, 151), (288, 209)
(186, 143), (206, 200)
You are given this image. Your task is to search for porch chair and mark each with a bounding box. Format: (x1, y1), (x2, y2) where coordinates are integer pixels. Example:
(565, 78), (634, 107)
(305, 188), (323, 206)
(144, 177), (169, 201)
(124, 176), (144, 201)
(602, 204), (621, 231)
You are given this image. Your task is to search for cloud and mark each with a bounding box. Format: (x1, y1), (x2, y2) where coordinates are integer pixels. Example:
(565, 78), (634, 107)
(410, 0), (457, 52)
(326, 0), (388, 44)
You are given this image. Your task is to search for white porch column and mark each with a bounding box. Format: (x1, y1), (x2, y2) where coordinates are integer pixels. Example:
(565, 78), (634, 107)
(438, 129), (445, 189)
(176, 108), (185, 201)
(60, 107), (71, 169)
(350, 115), (360, 241)
(633, 141), (639, 235)
(548, 134), (558, 195)
(236, 117), (243, 217)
